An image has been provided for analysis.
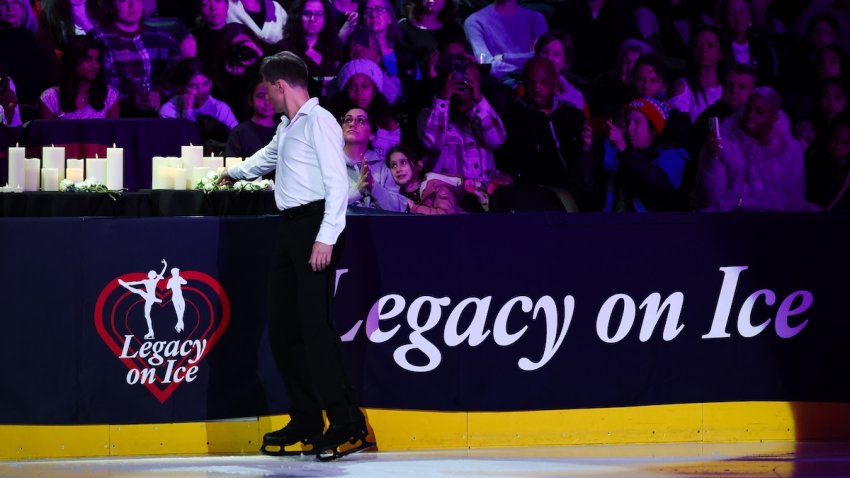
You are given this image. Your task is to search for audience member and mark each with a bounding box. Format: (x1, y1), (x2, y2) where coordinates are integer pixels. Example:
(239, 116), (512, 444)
(600, 97), (690, 211)
(816, 45), (849, 80)
(226, 0), (288, 47)
(180, 0), (230, 73)
(669, 25), (725, 122)
(793, 0), (850, 54)
(807, 113), (850, 209)
(399, 0), (464, 67)
(418, 59), (511, 210)
(631, 53), (692, 149)
(504, 58), (596, 208)
(694, 87), (813, 211)
(225, 76), (278, 158)
(90, 0), (178, 117)
(632, 0), (714, 61)
(463, 0), (547, 80)
(717, 0), (777, 85)
(533, 30), (587, 113)
(38, 34), (120, 119)
(0, 0), (60, 108)
(342, 107), (408, 211)
(39, 0), (100, 50)
(279, 0), (344, 97)
(589, 38), (653, 118)
(211, 23), (264, 120)
(0, 74), (21, 126)
(552, 0), (638, 77)
(330, 0), (358, 40)
(159, 57), (238, 148)
(691, 63), (757, 159)
(386, 143), (464, 213)
(328, 59), (402, 160)
(357, 0), (418, 100)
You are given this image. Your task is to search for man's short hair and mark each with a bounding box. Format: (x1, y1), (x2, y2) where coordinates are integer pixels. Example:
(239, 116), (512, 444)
(726, 63), (759, 84)
(260, 51), (309, 89)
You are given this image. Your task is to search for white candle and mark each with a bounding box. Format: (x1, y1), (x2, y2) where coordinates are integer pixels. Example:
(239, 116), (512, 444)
(225, 157), (242, 168)
(67, 158), (84, 173)
(42, 146), (65, 182)
(106, 144), (123, 190)
(86, 157), (107, 185)
(66, 167), (84, 183)
(8, 145), (25, 189)
(173, 168), (188, 190)
(152, 156), (166, 189)
(159, 166), (175, 190)
(182, 145), (203, 169)
(191, 166), (210, 188)
(41, 168), (59, 191)
(203, 155), (224, 170)
(24, 158), (40, 191)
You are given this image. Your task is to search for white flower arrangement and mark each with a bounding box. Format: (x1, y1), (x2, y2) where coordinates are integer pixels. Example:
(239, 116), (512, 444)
(194, 170), (274, 193)
(58, 177), (120, 200)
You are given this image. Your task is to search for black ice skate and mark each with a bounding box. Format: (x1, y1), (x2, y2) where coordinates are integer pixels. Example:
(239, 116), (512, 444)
(313, 422), (375, 461)
(260, 422), (323, 456)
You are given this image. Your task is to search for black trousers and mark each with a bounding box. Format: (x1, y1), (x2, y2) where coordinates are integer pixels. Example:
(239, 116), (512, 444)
(268, 205), (360, 430)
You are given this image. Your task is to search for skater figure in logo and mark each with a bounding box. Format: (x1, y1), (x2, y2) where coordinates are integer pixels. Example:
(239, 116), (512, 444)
(166, 267), (188, 333)
(118, 259), (167, 340)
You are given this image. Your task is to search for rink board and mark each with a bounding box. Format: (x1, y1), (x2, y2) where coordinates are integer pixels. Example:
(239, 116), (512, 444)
(3, 214), (850, 458)
(4, 402), (850, 459)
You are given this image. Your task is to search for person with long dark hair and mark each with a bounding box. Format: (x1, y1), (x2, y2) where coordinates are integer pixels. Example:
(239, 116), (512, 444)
(279, 0), (344, 97)
(669, 25), (725, 122)
(38, 0), (100, 51)
(179, 0), (230, 75)
(38, 35), (119, 119)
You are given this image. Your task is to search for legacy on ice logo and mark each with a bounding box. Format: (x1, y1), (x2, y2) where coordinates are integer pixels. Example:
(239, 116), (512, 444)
(94, 259), (230, 403)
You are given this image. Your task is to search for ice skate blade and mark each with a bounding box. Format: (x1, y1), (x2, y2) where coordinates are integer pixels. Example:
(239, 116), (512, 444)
(260, 443), (314, 457)
(316, 438), (376, 462)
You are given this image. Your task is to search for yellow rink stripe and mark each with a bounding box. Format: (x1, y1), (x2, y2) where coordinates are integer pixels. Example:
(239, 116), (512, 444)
(3, 402), (850, 460)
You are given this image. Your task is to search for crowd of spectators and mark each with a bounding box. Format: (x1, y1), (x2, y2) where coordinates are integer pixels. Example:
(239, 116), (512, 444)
(1, 0), (849, 212)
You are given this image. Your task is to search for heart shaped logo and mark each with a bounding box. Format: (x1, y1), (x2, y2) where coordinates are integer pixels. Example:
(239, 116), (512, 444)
(94, 266), (230, 403)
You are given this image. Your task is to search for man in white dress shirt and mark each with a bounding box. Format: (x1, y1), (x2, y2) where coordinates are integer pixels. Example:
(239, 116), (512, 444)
(221, 51), (372, 460)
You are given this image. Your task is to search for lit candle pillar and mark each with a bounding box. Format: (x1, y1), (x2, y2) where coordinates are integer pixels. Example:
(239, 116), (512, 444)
(42, 146), (66, 182)
(159, 166), (175, 190)
(152, 156), (167, 189)
(66, 167), (84, 183)
(86, 156), (107, 185)
(8, 144), (25, 188)
(191, 166), (210, 188)
(67, 158), (84, 174)
(106, 144), (123, 190)
(41, 168), (59, 191)
(173, 168), (188, 190)
(203, 154), (223, 170)
(182, 144), (203, 169)
(24, 158), (40, 191)
(225, 157), (242, 169)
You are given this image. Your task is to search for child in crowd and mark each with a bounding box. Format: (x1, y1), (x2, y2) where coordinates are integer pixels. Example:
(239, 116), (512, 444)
(225, 76), (277, 158)
(386, 144), (463, 214)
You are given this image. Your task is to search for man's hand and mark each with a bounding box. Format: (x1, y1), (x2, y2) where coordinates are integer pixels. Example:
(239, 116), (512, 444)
(309, 241), (333, 272)
(217, 169), (235, 186)
(607, 120), (626, 152)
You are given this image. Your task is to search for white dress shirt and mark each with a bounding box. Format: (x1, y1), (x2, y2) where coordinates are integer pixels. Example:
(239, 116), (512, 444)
(227, 98), (348, 245)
